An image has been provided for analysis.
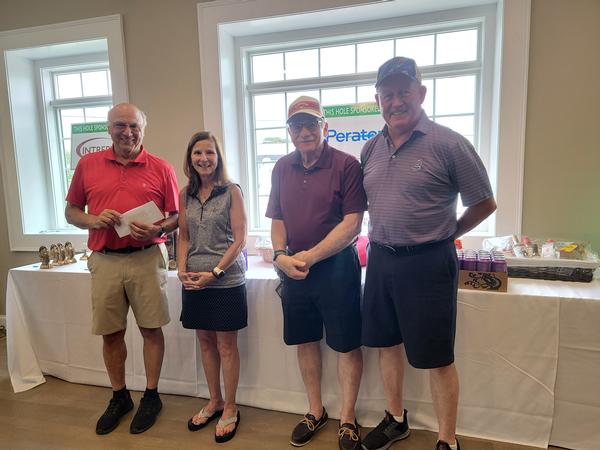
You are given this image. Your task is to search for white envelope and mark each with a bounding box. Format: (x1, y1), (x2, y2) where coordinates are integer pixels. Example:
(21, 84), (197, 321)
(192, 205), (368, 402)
(114, 201), (164, 238)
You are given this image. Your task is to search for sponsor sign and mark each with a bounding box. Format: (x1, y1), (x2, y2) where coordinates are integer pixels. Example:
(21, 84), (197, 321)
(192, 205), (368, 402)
(323, 102), (384, 159)
(70, 122), (112, 169)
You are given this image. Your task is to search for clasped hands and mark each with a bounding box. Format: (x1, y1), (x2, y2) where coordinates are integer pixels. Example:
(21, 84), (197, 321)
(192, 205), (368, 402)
(275, 250), (315, 280)
(178, 271), (213, 290)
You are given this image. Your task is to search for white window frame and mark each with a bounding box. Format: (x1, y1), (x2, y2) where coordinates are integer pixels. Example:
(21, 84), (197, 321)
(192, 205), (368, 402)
(242, 20), (491, 232)
(0, 15), (128, 251)
(197, 0), (530, 250)
(39, 59), (113, 230)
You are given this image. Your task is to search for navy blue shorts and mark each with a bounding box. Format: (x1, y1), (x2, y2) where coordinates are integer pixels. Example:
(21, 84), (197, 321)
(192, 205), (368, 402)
(280, 245), (362, 353)
(361, 239), (458, 369)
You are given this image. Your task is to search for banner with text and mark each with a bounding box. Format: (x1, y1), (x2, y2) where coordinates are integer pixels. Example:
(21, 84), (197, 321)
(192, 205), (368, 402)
(70, 122), (112, 169)
(323, 102), (384, 159)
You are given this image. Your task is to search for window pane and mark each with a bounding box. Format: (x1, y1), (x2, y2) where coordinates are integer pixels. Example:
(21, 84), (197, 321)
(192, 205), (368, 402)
(63, 139), (71, 160)
(252, 53), (284, 82)
(396, 35), (434, 67)
(60, 108), (84, 139)
(256, 129), (288, 157)
(436, 29), (478, 64)
(285, 49), (318, 80)
(56, 73), (82, 99)
(320, 45), (355, 76)
(422, 79), (434, 115)
(286, 90), (319, 111)
(357, 85), (376, 103)
(357, 40), (393, 73)
(258, 196), (271, 229)
(435, 75), (476, 115)
(63, 138), (72, 180)
(84, 106), (110, 122)
(321, 87), (355, 106)
(254, 93), (286, 128)
(257, 161), (276, 196)
(435, 115), (474, 138)
(82, 70), (109, 96)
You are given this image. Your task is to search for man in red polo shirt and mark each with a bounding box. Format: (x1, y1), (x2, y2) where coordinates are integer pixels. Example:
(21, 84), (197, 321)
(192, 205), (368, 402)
(266, 96), (367, 450)
(65, 103), (179, 436)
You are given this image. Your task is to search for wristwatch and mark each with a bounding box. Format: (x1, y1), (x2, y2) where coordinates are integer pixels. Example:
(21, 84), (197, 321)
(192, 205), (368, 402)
(212, 267), (225, 279)
(273, 250), (287, 262)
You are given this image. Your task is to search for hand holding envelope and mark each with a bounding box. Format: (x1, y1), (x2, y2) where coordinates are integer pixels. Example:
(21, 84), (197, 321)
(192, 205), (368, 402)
(114, 201), (164, 238)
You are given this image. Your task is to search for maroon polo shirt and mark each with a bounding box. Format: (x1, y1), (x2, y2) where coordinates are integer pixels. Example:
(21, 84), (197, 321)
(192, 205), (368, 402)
(266, 142), (367, 252)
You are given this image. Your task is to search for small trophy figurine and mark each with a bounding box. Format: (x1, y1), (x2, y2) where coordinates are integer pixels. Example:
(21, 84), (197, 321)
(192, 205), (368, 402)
(79, 248), (89, 261)
(39, 246), (51, 269)
(64, 241), (76, 264)
(167, 231), (177, 270)
(49, 244), (59, 266)
(56, 243), (66, 265)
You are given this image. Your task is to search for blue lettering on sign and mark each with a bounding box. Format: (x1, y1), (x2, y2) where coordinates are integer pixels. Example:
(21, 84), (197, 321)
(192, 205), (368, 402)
(326, 129), (378, 143)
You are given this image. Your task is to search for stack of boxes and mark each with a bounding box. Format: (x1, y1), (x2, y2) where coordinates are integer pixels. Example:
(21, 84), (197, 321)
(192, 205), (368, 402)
(457, 249), (508, 292)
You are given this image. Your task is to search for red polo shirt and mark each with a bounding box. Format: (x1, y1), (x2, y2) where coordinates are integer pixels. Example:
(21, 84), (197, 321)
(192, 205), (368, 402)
(66, 146), (179, 251)
(266, 142), (367, 252)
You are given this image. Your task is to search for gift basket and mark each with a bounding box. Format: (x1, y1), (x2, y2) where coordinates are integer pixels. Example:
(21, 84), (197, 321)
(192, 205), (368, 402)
(482, 236), (599, 282)
(254, 237), (274, 263)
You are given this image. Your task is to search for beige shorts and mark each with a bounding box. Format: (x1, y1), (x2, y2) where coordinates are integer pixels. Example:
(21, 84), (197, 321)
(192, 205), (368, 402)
(87, 244), (170, 335)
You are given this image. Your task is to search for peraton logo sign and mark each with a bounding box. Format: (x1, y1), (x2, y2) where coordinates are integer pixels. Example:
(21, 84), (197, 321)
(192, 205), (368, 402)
(322, 102), (384, 159)
(70, 122), (112, 169)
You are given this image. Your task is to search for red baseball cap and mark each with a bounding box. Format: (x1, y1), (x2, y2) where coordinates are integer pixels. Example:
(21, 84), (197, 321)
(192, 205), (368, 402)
(287, 96), (324, 122)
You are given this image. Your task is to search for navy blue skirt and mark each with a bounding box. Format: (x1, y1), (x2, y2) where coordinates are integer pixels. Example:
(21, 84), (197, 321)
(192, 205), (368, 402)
(181, 284), (247, 331)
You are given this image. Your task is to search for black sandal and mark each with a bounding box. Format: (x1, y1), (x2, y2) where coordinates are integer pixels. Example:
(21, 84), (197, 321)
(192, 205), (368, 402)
(188, 406), (224, 431)
(215, 410), (240, 443)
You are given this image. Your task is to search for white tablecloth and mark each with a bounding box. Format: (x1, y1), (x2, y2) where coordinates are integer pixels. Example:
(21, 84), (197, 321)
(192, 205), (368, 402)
(6, 256), (600, 449)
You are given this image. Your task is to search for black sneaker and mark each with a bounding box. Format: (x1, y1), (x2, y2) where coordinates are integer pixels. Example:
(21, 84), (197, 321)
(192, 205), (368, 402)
(339, 420), (361, 450)
(436, 439), (461, 450)
(95, 394), (134, 435)
(290, 407), (328, 447)
(361, 410), (410, 450)
(130, 395), (162, 434)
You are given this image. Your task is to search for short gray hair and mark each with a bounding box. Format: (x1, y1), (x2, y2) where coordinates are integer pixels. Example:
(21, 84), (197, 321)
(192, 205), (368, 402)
(107, 103), (147, 128)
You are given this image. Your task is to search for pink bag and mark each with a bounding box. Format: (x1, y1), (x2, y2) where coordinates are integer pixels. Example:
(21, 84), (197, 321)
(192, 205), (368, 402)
(356, 236), (369, 267)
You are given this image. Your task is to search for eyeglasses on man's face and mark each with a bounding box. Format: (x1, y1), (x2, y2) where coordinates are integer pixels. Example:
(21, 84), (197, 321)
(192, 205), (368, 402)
(111, 122), (142, 132)
(287, 119), (323, 133)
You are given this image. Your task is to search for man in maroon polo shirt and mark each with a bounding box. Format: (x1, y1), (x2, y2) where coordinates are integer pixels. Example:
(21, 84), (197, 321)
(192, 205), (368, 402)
(266, 96), (367, 450)
(65, 103), (179, 436)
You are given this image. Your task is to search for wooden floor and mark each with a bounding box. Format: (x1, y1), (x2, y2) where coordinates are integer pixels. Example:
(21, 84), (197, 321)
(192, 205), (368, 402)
(0, 336), (556, 450)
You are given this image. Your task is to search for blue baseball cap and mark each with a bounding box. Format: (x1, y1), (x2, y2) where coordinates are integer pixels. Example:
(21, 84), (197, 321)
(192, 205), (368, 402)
(375, 57), (422, 87)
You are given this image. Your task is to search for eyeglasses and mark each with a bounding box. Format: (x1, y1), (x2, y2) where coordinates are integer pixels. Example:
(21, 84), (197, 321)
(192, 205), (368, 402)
(111, 122), (142, 131)
(287, 119), (323, 133)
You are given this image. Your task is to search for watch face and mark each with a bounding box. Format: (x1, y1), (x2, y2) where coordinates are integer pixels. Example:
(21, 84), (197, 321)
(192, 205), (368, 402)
(214, 269), (225, 279)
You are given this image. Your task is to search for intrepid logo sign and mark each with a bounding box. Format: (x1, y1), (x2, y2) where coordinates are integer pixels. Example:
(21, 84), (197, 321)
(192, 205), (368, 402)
(70, 122), (112, 169)
(76, 137), (112, 158)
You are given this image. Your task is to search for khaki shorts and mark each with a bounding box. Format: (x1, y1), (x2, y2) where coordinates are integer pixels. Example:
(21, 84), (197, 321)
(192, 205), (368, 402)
(87, 244), (170, 335)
